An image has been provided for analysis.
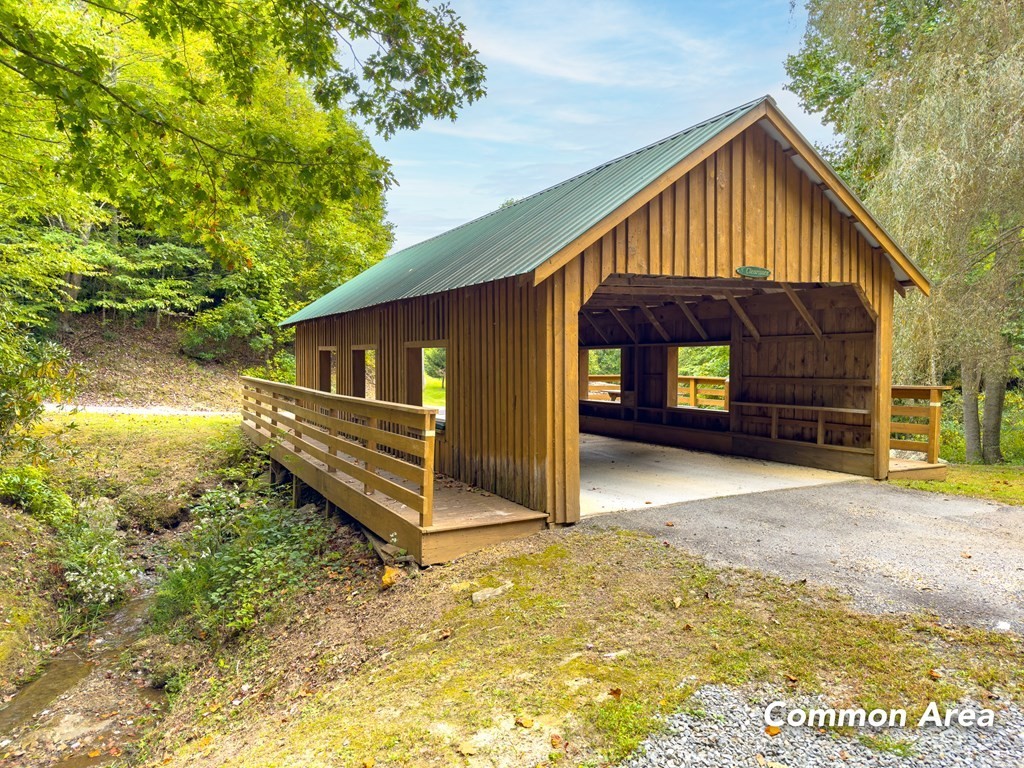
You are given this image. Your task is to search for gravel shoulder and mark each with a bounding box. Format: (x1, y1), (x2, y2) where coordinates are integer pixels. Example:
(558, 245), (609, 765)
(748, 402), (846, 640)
(586, 480), (1024, 632)
(624, 685), (1023, 768)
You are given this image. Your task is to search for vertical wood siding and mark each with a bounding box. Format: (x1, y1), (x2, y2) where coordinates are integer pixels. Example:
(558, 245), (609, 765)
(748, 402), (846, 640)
(293, 123), (898, 526)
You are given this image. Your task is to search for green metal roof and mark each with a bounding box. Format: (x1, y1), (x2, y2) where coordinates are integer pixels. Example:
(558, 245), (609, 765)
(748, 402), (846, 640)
(282, 98), (767, 326)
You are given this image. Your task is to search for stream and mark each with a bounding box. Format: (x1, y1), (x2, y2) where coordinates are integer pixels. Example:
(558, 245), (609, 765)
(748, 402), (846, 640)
(0, 595), (166, 767)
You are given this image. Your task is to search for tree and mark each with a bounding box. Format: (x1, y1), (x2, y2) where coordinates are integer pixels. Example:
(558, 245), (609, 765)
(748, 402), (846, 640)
(787, 0), (1024, 463)
(423, 347), (447, 387)
(0, 0), (485, 245)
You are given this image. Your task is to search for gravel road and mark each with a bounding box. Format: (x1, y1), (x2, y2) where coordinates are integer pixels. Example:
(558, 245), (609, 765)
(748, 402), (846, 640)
(586, 480), (1024, 632)
(623, 685), (1024, 768)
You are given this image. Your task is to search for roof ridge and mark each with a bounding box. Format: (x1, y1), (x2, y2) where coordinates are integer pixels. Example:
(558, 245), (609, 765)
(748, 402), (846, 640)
(383, 96), (771, 259)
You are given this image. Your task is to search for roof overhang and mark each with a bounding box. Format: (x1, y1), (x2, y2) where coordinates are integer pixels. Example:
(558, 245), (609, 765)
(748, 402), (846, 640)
(530, 98), (930, 296)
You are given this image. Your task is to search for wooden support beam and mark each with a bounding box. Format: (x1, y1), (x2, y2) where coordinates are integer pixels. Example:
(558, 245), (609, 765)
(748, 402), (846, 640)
(673, 300), (709, 341)
(608, 308), (637, 343)
(639, 305), (671, 342)
(781, 284), (823, 341)
(724, 293), (761, 343)
(851, 285), (879, 322)
(580, 311), (612, 344)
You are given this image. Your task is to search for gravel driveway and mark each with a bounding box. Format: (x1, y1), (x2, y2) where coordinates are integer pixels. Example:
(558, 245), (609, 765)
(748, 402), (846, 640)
(586, 480), (1024, 632)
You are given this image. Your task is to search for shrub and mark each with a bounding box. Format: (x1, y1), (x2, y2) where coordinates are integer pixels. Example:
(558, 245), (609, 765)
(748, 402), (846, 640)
(0, 468), (134, 616)
(154, 484), (331, 640)
(242, 350), (296, 384)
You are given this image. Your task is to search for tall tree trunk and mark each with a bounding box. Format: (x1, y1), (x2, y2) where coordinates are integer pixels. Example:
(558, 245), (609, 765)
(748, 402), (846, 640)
(982, 365), (1007, 464)
(961, 360), (983, 463)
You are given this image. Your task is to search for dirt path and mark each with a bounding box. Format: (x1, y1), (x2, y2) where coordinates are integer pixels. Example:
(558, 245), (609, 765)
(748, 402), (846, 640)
(587, 480), (1024, 632)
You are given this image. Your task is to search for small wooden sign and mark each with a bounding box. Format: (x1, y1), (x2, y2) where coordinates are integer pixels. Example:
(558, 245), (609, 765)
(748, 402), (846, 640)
(736, 265), (771, 279)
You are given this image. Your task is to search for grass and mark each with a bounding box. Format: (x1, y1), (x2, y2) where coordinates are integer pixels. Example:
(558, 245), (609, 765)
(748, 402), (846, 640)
(37, 412), (243, 529)
(894, 464), (1024, 506)
(423, 375), (446, 408)
(1, 412), (245, 690)
(150, 528), (1023, 768)
(0, 504), (60, 695)
(857, 733), (917, 757)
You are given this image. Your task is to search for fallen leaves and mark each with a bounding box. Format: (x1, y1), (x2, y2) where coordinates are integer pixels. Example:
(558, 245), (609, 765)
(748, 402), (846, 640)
(929, 668), (943, 680)
(609, 687), (622, 701)
(381, 566), (402, 589)
(515, 715), (534, 729)
(765, 724), (781, 737)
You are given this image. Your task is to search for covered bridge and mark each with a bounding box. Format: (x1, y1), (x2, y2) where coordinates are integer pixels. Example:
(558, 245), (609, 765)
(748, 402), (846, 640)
(242, 96), (944, 564)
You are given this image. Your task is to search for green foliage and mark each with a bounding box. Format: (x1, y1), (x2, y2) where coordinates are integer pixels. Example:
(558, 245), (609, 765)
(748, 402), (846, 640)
(677, 346), (729, 378)
(0, 467), (133, 616)
(76, 230), (212, 320)
(787, 0), (1024, 462)
(154, 483), (332, 640)
(423, 347), (447, 383)
(588, 348), (621, 376)
(939, 388), (1024, 464)
(0, 0), (484, 241)
(0, 230), (81, 458)
(242, 351), (297, 385)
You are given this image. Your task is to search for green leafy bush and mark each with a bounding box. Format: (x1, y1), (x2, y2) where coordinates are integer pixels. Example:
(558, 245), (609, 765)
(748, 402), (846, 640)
(0, 468), (134, 616)
(242, 350), (297, 384)
(154, 484), (331, 640)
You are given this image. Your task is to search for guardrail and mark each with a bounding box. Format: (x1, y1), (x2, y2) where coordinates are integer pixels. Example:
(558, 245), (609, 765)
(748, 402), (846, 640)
(890, 385), (951, 464)
(240, 376), (437, 526)
(585, 373), (729, 410)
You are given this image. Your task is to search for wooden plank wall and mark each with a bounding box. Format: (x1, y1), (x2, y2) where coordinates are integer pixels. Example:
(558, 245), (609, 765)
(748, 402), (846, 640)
(544, 125), (897, 521)
(294, 277), (554, 516)
(291, 122), (899, 526)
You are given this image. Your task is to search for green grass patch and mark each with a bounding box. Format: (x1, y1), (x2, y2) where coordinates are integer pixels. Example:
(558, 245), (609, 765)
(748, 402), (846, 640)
(38, 412), (243, 529)
(857, 733), (917, 757)
(422, 374), (446, 408)
(894, 464), (1024, 506)
(153, 529), (1024, 768)
(0, 504), (60, 695)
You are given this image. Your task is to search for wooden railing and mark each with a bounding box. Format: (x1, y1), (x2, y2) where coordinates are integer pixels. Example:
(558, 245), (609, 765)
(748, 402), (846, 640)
(674, 376), (729, 410)
(240, 376), (437, 527)
(890, 385), (951, 464)
(586, 374), (623, 401)
(584, 373), (729, 410)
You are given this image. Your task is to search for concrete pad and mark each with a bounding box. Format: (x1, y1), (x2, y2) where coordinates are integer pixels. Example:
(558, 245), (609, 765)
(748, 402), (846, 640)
(579, 434), (857, 516)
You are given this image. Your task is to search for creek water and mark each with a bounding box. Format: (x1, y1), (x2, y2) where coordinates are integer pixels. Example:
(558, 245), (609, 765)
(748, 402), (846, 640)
(0, 595), (166, 766)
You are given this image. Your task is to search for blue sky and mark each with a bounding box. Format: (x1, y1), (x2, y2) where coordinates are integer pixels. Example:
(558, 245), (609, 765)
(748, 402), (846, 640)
(370, 0), (832, 253)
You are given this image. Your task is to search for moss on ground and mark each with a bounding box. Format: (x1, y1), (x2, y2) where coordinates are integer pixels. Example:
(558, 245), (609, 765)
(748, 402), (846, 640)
(149, 528), (1023, 768)
(893, 464), (1024, 506)
(39, 412), (243, 530)
(0, 504), (60, 695)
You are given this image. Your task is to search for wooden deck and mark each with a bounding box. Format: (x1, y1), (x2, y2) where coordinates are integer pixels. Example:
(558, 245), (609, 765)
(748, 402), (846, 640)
(241, 377), (547, 565)
(888, 458), (948, 481)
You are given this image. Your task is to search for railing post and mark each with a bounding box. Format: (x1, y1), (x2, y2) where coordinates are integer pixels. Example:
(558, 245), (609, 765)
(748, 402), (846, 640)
(420, 413), (436, 528)
(689, 377), (697, 407)
(927, 387), (942, 464)
(364, 416), (377, 495)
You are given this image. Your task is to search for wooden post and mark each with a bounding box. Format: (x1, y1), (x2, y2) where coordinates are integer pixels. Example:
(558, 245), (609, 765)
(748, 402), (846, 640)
(364, 416), (377, 495)
(688, 376), (697, 407)
(578, 349), (591, 401)
(420, 413), (436, 528)
(666, 347), (679, 407)
(927, 387), (942, 464)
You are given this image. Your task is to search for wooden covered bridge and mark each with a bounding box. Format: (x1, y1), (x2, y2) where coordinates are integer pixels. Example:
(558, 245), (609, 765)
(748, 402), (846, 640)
(241, 96), (945, 564)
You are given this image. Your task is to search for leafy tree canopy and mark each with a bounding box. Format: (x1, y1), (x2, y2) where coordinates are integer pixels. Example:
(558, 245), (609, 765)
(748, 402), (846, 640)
(0, 0), (485, 248)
